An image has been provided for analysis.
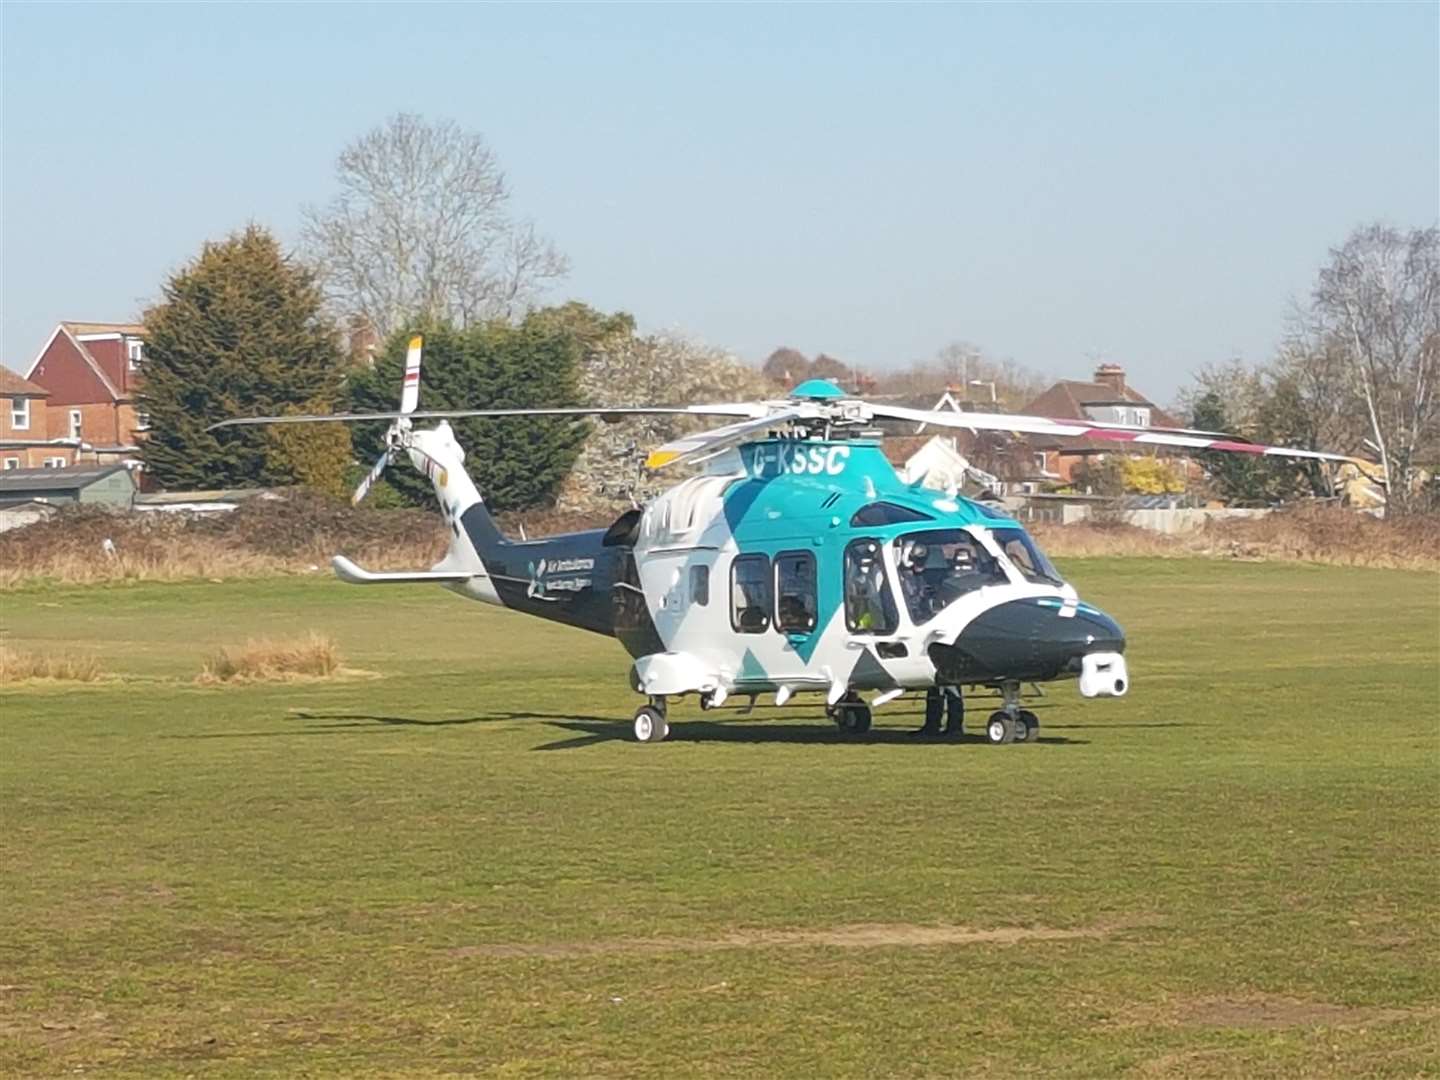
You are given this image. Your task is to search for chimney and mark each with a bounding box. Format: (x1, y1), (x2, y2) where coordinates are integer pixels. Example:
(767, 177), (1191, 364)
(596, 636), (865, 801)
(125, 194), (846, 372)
(1094, 363), (1126, 396)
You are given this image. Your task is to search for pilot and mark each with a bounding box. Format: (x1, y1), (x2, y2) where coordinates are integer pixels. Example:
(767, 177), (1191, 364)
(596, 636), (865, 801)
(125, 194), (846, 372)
(903, 542), (939, 614)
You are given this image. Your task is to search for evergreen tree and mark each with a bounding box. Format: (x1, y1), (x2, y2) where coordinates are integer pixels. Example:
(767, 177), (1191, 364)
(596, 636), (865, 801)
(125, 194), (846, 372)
(138, 226), (347, 489)
(347, 312), (587, 511)
(1192, 391), (1283, 505)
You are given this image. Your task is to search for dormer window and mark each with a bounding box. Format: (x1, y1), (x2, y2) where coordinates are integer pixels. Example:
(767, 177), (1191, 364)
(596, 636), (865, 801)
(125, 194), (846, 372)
(1084, 403), (1152, 427)
(127, 339), (144, 370)
(10, 397), (29, 431)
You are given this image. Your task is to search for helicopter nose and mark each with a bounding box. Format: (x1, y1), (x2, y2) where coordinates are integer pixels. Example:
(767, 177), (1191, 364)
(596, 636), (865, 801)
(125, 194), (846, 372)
(928, 598), (1126, 684)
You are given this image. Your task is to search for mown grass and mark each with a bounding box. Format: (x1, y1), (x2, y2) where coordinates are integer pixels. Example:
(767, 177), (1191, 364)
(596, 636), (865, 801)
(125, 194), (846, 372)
(1, 559), (1436, 1077)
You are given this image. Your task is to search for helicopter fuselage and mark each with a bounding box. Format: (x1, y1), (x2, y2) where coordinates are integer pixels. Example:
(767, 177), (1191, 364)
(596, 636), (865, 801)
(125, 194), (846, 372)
(426, 432), (1128, 711)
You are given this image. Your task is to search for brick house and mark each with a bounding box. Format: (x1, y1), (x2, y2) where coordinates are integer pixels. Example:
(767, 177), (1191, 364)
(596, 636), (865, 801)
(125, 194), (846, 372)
(23, 322), (147, 469)
(1, 366), (70, 470)
(1022, 364), (1185, 486)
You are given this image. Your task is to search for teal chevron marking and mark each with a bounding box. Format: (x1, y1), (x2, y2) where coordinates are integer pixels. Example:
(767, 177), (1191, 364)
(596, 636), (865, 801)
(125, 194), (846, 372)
(736, 648), (769, 685)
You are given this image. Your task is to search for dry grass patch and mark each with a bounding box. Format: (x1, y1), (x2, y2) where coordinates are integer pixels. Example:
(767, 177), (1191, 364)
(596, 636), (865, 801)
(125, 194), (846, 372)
(198, 632), (345, 684)
(0, 647), (105, 685)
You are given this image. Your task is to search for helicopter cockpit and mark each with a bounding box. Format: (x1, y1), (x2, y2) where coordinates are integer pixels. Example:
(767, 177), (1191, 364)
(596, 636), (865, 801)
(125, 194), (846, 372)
(893, 526), (1065, 625)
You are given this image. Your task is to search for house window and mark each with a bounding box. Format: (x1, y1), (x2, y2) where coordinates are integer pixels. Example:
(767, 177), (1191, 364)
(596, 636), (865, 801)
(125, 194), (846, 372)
(2, 457), (19, 471)
(136, 411), (151, 431)
(43, 457), (67, 469)
(69, 409), (83, 438)
(1033, 452), (1049, 475)
(10, 397), (29, 430)
(127, 339), (144, 370)
(730, 554), (772, 633)
(774, 551), (818, 633)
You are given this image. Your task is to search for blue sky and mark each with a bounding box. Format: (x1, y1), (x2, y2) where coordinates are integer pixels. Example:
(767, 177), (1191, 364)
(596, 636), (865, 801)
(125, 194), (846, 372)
(3, 3), (1436, 402)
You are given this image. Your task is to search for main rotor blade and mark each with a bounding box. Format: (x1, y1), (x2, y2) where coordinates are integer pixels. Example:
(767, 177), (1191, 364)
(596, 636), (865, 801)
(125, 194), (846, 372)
(207, 404), (764, 432)
(868, 403), (1368, 466)
(645, 408), (811, 470)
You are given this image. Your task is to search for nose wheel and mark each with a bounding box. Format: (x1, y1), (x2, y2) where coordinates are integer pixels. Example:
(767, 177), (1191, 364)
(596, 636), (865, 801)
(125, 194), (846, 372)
(633, 698), (669, 743)
(985, 684), (1039, 745)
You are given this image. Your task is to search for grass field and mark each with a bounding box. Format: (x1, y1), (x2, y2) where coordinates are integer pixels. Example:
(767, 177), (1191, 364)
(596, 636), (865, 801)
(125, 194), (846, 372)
(2, 558), (1437, 1077)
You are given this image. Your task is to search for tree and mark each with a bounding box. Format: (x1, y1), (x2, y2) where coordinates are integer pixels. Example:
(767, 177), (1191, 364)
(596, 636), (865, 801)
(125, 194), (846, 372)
(870, 342), (1049, 410)
(301, 113), (568, 339)
(263, 406), (353, 500)
(761, 347), (810, 387)
(1311, 224), (1440, 516)
(138, 225), (348, 490)
(1185, 354), (1354, 505)
(558, 326), (774, 511)
(346, 314), (587, 511)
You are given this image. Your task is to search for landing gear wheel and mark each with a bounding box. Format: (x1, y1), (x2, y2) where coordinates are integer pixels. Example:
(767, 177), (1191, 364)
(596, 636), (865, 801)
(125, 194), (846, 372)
(1016, 710), (1039, 742)
(633, 705), (669, 744)
(834, 702), (872, 735)
(986, 710), (1017, 745)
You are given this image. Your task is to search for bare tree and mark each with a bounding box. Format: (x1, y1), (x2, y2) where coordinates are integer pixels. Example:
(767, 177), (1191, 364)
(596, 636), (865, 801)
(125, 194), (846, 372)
(302, 113), (569, 338)
(872, 342), (1049, 410)
(1312, 224), (1440, 515)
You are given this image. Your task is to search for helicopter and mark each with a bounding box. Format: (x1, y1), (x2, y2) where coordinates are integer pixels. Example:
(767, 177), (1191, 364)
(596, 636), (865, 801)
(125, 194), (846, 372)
(213, 336), (1365, 745)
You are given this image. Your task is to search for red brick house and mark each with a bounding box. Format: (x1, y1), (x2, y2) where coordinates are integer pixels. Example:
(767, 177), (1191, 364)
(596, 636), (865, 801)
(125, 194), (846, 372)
(1022, 364), (1185, 485)
(23, 322), (147, 468)
(1, 367), (68, 470)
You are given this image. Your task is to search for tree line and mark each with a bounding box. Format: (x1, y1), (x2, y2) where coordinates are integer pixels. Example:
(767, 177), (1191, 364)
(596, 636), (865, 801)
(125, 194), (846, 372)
(133, 113), (1437, 515)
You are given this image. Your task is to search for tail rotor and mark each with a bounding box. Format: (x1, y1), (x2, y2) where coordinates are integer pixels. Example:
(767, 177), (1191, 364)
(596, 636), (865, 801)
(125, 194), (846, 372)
(351, 334), (424, 506)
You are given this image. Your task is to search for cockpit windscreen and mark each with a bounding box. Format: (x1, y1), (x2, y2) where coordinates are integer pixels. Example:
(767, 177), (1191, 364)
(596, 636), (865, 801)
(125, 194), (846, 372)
(892, 529), (1007, 624)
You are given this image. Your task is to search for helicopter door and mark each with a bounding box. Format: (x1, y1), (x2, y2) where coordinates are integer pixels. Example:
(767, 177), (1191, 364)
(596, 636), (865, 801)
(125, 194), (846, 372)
(774, 550), (819, 650)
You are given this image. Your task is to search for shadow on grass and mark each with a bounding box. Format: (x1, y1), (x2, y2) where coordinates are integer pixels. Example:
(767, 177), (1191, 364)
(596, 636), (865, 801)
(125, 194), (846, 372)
(168, 711), (523, 739)
(526, 718), (1090, 751)
(169, 709), (1111, 746)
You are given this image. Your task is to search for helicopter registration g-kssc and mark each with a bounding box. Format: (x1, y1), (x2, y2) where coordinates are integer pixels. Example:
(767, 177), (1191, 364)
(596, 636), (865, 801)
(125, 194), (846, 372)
(214, 337), (1366, 745)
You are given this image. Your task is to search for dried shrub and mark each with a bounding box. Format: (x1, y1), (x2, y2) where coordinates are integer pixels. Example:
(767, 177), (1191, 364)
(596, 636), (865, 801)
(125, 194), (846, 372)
(0, 647), (105, 684)
(1031, 520), (1179, 559)
(0, 493), (447, 587)
(1036, 504), (1439, 571)
(1201, 504), (1440, 570)
(199, 632), (342, 683)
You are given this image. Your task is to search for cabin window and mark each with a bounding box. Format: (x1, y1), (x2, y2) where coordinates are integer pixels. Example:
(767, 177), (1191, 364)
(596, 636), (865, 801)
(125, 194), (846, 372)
(843, 538), (898, 634)
(730, 555), (771, 633)
(69, 410), (82, 438)
(10, 398), (29, 431)
(850, 502), (934, 527)
(774, 550), (817, 633)
(690, 564), (710, 607)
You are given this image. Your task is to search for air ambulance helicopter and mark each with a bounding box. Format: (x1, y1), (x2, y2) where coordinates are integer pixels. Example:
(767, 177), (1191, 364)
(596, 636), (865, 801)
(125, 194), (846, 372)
(213, 336), (1366, 745)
